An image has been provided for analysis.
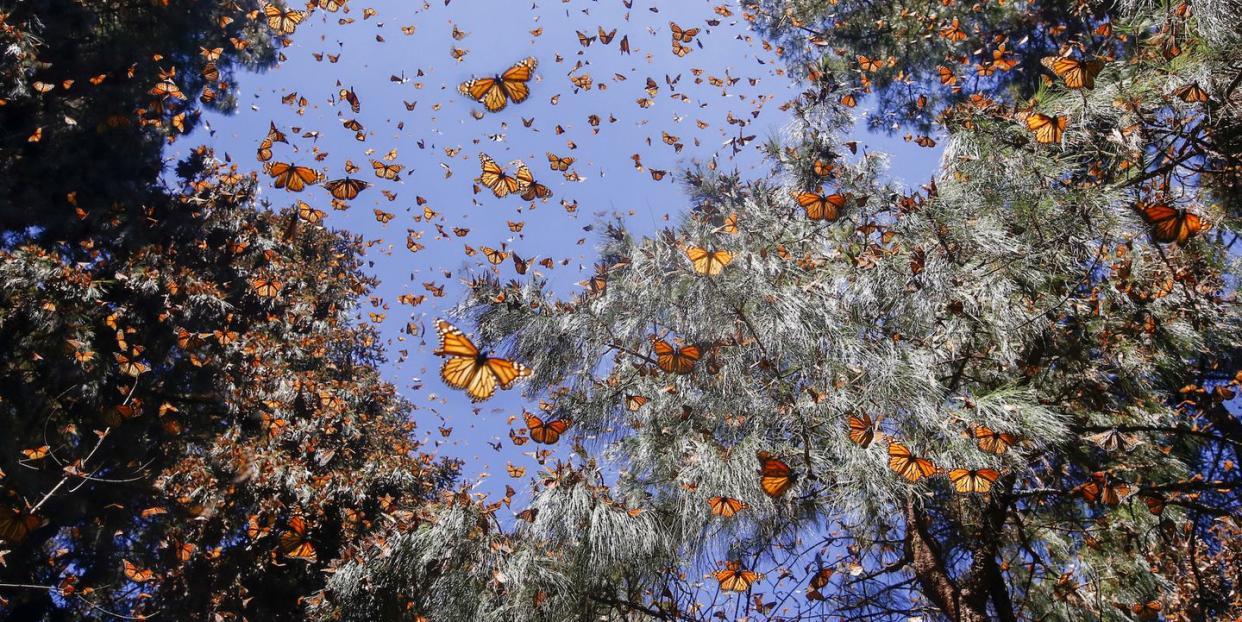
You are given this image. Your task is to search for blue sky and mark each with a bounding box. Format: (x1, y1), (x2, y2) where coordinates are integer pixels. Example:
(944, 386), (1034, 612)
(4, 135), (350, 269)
(180, 0), (943, 503)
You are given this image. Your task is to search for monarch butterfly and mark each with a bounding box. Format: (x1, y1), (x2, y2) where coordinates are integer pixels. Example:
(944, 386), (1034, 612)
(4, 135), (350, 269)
(685, 246), (733, 275)
(256, 137), (274, 162)
(947, 468), (1000, 494)
(1041, 55), (1105, 89)
(371, 160), (403, 180)
(887, 442), (937, 482)
(525, 413), (571, 444)
(625, 395), (649, 411)
(937, 65), (958, 86)
(1126, 601), (1162, 621)
(521, 179), (553, 201)
(973, 426), (1017, 454)
(250, 276), (283, 298)
(434, 319), (532, 402)
(672, 40), (692, 57)
(278, 516), (317, 560)
(1141, 203), (1202, 245)
(478, 154), (531, 198)
(547, 152), (574, 171)
(338, 87), (360, 113)
(856, 55), (884, 72)
(1074, 472), (1130, 506)
(708, 496), (749, 518)
(848, 414), (875, 447)
(1025, 112), (1067, 144)
(1173, 82), (1209, 103)
(714, 560), (759, 592)
(122, 559), (156, 583)
(796, 191), (845, 221)
(481, 246), (507, 265)
(598, 27), (617, 44)
(263, 3), (305, 34)
(0, 506), (43, 543)
(266, 121), (288, 144)
(757, 451), (795, 498)
(1084, 428), (1139, 452)
(458, 57), (538, 113)
(324, 177), (370, 200)
(269, 162), (319, 192)
(652, 338), (701, 374)
(669, 22), (699, 42)
(838, 93), (857, 108)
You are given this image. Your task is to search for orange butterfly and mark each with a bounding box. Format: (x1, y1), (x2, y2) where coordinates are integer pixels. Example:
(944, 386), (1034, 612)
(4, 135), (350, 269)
(525, 412), (571, 444)
(973, 426), (1017, 454)
(1041, 55), (1105, 89)
(685, 246), (733, 275)
(625, 395), (649, 411)
(714, 560), (759, 592)
(434, 319), (531, 402)
(371, 160), (403, 180)
(268, 162), (319, 192)
(652, 338), (701, 374)
(458, 57), (538, 113)
(887, 442), (937, 482)
(478, 154), (531, 198)
(757, 451), (795, 497)
(250, 276), (283, 298)
(669, 21), (699, 42)
(796, 191), (845, 221)
(547, 152), (574, 171)
(848, 414), (875, 448)
(263, 3), (305, 35)
(947, 468), (1000, 494)
(0, 506), (43, 543)
(708, 496), (749, 518)
(122, 559), (156, 583)
(1141, 203), (1201, 245)
(1173, 82), (1209, 103)
(278, 516), (317, 560)
(1074, 472), (1130, 506)
(324, 177), (369, 200)
(1025, 112), (1067, 144)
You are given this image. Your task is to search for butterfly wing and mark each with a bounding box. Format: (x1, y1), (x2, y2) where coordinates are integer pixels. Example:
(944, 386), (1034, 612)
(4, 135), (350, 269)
(499, 57), (537, 105)
(478, 154), (513, 197)
(485, 357), (531, 390)
(848, 415), (874, 447)
(757, 451), (794, 497)
(670, 343), (702, 374)
(459, 77), (507, 112)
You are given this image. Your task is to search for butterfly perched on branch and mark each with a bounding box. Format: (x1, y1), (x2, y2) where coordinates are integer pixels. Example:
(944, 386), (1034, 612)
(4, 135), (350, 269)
(757, 451), (795, 497)
(434, 319), (531, 402)
(714, 560), (759, 592)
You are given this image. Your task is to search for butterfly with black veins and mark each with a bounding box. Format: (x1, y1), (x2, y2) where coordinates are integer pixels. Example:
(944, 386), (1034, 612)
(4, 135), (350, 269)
(433, 319), (531, 402)
(458, 57), (538, 113)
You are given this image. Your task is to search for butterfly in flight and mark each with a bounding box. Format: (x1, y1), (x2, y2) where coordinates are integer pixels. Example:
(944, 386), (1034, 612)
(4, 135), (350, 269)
(268, 162), (319, 192)
(525, 412), (571, 444)
(478, 154), (532, 198)
(458, 57), (538, 113)
(434, 319), (531, 402)
(324, 177), (369, 200)
(714, 560), (759, 592)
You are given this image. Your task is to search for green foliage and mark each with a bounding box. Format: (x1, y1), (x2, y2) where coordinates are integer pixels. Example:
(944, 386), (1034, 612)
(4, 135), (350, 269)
(326, 1), (1242, 620)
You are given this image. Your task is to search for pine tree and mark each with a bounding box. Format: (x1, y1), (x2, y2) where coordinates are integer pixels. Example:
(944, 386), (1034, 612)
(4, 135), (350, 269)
(0, 2), (458, 618)
(325, 1), (1240, 620)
